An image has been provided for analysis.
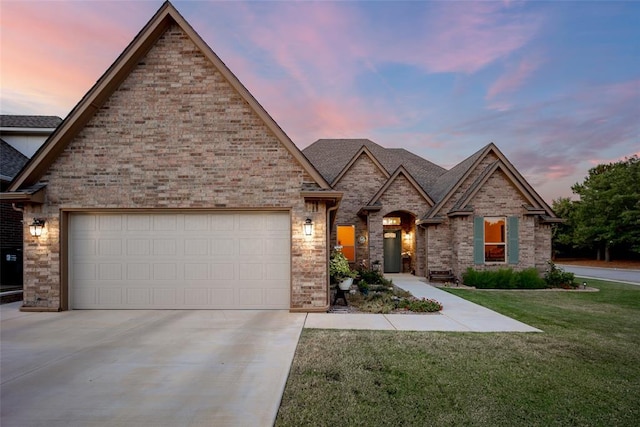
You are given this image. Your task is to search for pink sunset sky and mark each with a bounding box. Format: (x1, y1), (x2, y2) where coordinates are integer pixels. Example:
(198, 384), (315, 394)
(1, 0), (638, 203)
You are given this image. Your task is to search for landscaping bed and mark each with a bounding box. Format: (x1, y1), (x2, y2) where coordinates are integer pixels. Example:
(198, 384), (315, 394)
(330, 265), (442, 314)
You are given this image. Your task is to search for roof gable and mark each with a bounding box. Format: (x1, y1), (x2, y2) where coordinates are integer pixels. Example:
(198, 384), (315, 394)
(368, 166), (434, 206)
(303, 138), (446, 193)
(332, 145), (390, 186)
(9, 1), (328, 192)
(424, 143), (557, 219)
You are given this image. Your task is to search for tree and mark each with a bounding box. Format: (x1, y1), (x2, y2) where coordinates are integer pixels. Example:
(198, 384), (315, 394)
(551, 197), (578, 257)
(570, 155), (640, 261)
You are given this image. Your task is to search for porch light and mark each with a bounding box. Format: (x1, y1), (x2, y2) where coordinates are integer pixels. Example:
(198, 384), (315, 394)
(29, 218), (46, 237)
(303, 218), (313, 236)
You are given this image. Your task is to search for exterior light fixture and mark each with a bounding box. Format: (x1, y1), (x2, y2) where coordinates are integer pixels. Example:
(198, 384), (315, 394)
(304, 218), (313, 236)
(583, 281), (587, 290)
(29, 218), (46, 237)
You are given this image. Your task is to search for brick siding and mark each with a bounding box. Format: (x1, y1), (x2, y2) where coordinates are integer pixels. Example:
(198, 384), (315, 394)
(21, 24), (328, 310)
(427, 160), (552, 278)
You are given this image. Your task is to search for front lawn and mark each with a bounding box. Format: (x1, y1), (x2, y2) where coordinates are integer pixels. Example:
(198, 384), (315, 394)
(275, 279), (640, 426)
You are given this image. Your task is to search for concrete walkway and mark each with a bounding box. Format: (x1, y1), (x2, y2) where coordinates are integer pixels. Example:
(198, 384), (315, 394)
(305, 274), (541, 332)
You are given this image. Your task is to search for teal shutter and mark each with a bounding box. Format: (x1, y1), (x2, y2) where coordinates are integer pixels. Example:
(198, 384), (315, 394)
(473, 217), (484, 264)
(507, 216), (519, 265)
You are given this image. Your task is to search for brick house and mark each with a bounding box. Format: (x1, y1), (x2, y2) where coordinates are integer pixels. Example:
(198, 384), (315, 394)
(303, 139), (560, 278)
(2, 2), (559, 313)
(2, 2), (340, 312)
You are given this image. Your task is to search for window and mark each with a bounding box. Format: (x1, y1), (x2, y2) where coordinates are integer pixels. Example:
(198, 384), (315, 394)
(336, 225), (356, 262)
(474, 216), (519, 265)
(383, 217), (401, 226)
(484, 217), (506, 263)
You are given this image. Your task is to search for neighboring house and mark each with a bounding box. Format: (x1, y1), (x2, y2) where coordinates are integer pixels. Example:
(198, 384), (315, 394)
(303, 139), (561, 278)
(1, 116), (60, 297)
(1, 139), (30, 292)
(1, 2), (559, 313)
(2, 2), (340, 312)
(0, 115), (62, 158)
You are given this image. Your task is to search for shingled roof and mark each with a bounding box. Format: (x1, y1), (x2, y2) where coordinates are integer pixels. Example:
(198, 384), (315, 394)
(0, 138), (29, 181)
(303, 139), (446, 191)
(0, 115), (62, 129)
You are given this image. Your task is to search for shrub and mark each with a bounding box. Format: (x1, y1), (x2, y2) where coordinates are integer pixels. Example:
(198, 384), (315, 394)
(357, 267), (392, 286)
(463, 267), (546, 289)
(544, 261), (577, 289)
(398, 297), (443, 312)
(511, 268), (546, 289)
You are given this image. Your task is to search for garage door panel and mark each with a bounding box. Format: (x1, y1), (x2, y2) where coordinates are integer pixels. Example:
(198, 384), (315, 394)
(126, 288), (150, 305)
(185, 239), (208, 256)
(126, 215), (150, 230)
(99, 239), (122, 256)
(99, 264), (122, 280)
(211, 262), (235, 280)
(99, 215), (122, 231)
(70, 212), (290, 309)
(153, 239), (176, 256)
(99, 287), (122, 305)
(266, 263), (289, 280)
(153, 263), (177, 280)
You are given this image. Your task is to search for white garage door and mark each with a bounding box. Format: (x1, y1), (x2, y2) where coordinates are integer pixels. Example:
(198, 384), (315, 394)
(69, 212), (290, 309)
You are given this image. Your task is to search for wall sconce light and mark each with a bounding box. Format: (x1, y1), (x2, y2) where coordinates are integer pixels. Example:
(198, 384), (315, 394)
(404, 232), (412, 241)
(303, 218), (313, 236)
(29, 218), (46, 237)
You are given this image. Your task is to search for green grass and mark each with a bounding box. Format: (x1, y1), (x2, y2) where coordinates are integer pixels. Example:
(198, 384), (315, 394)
(275, 279), (640, 426)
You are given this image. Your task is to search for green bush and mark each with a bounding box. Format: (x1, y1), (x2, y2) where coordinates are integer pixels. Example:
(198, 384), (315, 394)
(511, 268), (546, 289)
(462, 267), (546, 289)
(357, 267), (392, 286)
(544, 261), (577, 289)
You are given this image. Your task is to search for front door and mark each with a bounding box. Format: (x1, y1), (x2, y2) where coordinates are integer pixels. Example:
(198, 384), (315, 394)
(383, 230), (401, 273)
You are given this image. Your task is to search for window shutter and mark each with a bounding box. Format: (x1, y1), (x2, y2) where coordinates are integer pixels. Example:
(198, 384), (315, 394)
(473, 216), (484, 264)
(507, 216), (519, 265)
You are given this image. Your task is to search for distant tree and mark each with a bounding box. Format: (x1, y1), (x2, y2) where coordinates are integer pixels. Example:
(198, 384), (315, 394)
(551, 197), (577, 257)
(570, 155), (640, 261)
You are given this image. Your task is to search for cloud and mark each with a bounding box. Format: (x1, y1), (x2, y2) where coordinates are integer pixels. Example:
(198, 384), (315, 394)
(486, 54), (546, 107)
(0, 1), (154, 116)
(395, 2), (542, 74)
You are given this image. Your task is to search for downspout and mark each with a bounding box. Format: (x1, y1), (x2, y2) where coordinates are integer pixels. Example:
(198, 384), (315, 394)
(11, 203), (24, 214)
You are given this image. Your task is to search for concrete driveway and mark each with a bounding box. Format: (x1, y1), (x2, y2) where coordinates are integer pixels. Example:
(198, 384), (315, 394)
(0, 303), (305, 427)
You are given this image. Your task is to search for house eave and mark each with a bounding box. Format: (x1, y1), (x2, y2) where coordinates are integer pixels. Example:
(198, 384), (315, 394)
(300, 190), (343, 203)
(0, 185), (46, 204)
(447, 210), (474, 217)
(540, 215), (564, 224)
(417, 217), (445, 226)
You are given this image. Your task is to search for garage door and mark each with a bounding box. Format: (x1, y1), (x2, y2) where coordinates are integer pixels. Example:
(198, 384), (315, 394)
(69, 212), (290, 309)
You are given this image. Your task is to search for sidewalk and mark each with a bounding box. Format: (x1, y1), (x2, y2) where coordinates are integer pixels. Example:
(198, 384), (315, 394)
(304, 274), (541, 332)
